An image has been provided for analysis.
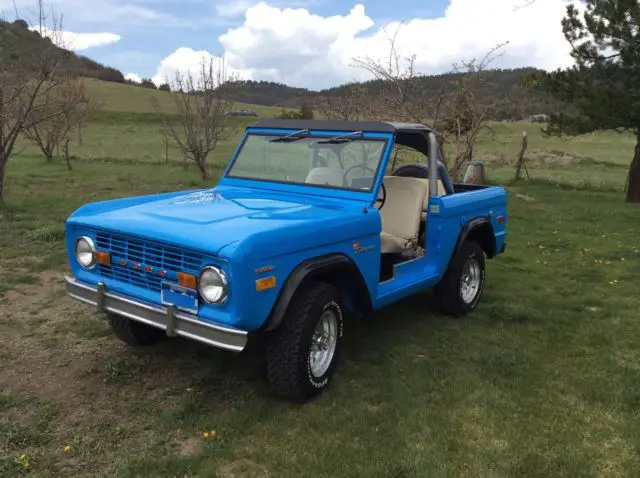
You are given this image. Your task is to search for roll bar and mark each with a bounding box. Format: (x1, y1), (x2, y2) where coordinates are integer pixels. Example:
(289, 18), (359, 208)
(427, 131), (439, 199)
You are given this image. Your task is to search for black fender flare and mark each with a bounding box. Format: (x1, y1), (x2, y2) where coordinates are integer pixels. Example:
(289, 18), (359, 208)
(452, 216), (497, 261)
(262, 253), (373, 332)
(456, 216), (490, 248)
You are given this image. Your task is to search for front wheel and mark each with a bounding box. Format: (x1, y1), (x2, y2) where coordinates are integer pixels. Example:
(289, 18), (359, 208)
(434, 241), (486, 316)
(265, 281), (344, 403)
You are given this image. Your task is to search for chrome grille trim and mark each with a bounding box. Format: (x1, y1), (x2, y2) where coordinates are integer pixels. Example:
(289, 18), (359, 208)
(95, 231), (203, 291)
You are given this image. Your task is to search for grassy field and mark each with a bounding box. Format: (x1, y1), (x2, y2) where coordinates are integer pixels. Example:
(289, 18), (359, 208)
(83, 78), (284, 117)
(1, 80), (639, 477)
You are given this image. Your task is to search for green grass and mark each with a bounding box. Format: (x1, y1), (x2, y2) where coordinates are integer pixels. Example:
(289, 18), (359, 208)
(1, 85), (639, 476)
(84, 78), (285, 117)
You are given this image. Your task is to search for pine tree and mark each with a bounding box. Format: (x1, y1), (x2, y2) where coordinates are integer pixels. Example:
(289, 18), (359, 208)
(536, 0), (640, 202)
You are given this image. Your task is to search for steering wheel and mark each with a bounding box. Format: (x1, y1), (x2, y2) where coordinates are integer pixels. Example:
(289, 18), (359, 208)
(343, 164), (376, 187)
(374, 182), (386, 210)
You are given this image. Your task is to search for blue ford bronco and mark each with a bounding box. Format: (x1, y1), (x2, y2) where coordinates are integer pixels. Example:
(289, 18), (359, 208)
(64, 119), (507, 402)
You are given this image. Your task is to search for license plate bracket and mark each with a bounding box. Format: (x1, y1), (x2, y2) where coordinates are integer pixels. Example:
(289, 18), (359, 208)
(161, 281), (198, 314)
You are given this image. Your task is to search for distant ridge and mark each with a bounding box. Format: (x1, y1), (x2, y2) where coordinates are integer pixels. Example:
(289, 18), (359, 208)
(222, 68), (559, 121)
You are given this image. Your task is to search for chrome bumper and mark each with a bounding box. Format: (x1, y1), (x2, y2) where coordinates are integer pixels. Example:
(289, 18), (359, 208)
(65, 276), (248, 352)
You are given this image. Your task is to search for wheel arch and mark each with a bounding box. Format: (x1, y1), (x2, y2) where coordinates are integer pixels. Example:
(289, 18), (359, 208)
(455, 217), (497, 260)
(262, 253), (374, 332)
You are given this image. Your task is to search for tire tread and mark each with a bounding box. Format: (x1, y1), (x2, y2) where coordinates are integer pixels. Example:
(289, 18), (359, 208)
(265, 281), (339, 403)
(434, 241), (485, 316)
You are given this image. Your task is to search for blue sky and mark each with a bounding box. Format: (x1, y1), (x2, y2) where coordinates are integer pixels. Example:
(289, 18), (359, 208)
(1, 0), (575, 89)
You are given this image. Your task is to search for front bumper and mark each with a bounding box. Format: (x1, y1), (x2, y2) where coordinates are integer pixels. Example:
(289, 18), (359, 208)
(65, 276), (248, 352)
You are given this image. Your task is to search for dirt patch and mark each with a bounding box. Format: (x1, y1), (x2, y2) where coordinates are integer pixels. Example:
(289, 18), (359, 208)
(0, 271), (115, 423)
(515, 193), (536, 202)
(0, 267), (246, 430)
(477, 153), (505, 164)
(178, 437), (202, 457)
(219, 459), (270, 478)
(538, 152), (577, 166)
(0, 270), (65, 317)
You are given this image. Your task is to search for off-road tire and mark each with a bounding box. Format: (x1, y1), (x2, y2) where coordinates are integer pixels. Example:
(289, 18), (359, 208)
(265, 281), (344, 403)
(108, 313), (165, 346)
(434, 240), (485, 316)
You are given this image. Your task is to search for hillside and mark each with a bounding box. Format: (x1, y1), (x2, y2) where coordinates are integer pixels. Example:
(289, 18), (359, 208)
(0, 18), (124, 82)
(222, 80), (310, 108)
(82, 78), (285, 118)
(224, 68), (560, 121)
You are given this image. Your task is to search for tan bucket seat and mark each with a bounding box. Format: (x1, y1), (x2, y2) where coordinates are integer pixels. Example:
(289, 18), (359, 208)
(305, 167), (344, 187)
(379, 176), (429, 254)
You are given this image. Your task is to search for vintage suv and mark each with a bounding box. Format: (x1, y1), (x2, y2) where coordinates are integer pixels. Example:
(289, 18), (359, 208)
(64, 119), (507, 402)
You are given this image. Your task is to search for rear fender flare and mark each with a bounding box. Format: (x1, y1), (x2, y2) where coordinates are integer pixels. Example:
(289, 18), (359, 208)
(450, 217), (496, 264)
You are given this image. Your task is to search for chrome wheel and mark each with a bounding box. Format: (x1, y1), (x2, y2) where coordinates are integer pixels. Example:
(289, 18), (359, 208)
(309, 308), (338, 378)
(460, 258), (481, 304)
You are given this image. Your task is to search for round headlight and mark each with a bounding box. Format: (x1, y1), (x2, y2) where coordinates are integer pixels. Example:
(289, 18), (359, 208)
(75, 236), (96, 269)
(198, 266), (228, 304)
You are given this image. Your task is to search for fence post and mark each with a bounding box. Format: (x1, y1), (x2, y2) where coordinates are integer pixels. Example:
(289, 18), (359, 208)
(514, 131), (529, 181)
(63, 138), (72, 171)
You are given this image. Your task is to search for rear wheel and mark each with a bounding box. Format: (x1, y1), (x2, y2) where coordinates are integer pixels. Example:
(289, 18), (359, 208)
(265, 281), (344, 403)
(434, 241), (485, 316)
(108, 313), (165, 346)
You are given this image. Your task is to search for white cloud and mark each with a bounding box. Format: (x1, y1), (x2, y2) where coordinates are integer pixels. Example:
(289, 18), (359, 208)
(30, 27), (121, 51)
(125, 73), (142, 83)
(218, 3), (374, 88)
(150, 47), (249, 86)
(140, 0), (579, 90)
(151, 47), (212, 85)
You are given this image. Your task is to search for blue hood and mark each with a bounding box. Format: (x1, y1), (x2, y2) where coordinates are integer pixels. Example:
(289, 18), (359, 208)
(67, 186), (379, 260)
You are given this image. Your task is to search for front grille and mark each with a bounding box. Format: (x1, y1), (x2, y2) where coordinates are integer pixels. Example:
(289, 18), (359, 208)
(95, 231), (203, 292)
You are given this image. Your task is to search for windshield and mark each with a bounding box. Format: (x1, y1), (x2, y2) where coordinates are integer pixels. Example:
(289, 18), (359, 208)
(226, 133), (388, 192)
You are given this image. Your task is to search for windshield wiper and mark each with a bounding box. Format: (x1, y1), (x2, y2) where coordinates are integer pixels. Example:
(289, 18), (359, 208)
(317, 131), (364, 144)
(269, 129), (310, 143)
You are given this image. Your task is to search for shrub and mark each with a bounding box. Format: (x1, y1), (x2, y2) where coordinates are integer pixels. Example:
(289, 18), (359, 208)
(140, 78), (157, 89)
(277, 102), (314, 119)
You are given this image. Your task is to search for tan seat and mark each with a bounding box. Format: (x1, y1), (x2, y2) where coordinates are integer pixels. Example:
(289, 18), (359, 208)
(379, 176), (428, 254)
(305, 167), (343, 187)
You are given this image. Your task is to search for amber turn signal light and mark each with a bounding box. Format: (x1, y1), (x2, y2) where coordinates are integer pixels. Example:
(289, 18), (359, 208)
(178, 271), (197, 289)
(255, 276), (276, 292)
(95, 251), (111, 266)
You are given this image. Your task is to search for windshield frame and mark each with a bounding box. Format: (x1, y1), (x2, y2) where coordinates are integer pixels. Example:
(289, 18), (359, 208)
(221, 129), (392, 197)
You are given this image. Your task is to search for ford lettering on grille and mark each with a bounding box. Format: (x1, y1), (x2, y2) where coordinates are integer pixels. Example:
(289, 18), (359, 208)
(95, 231), (202, 291)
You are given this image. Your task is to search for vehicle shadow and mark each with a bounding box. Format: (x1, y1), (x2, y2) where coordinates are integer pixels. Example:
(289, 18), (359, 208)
(96, 290), (452, 412)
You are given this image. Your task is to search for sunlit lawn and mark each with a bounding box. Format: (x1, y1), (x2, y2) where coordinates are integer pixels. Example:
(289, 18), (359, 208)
(1, 92), (639, 476)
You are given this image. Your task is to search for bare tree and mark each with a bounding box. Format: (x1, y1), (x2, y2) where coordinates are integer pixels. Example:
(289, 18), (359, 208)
(434, 45), (509, 178)
(0, 0), (69, 201)
(351, 25), (432, 123)
(22, 78), (100, 163)
(319, 82), (371, 121)
(349, 25), (509, 179)
(153, 58), (235, 180)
